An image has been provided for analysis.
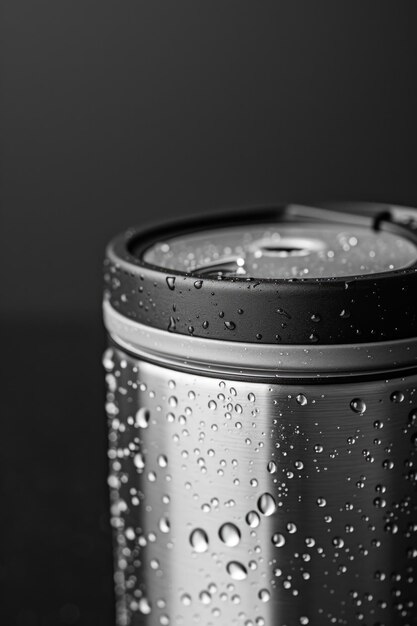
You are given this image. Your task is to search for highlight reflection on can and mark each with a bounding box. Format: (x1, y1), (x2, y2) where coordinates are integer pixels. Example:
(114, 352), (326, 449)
(103, 203), (417, 626)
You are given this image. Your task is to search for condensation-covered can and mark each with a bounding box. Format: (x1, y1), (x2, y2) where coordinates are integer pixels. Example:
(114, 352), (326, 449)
(103, 203), (417, 626)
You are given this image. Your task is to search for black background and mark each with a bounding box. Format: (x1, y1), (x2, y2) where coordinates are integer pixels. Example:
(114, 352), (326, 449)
(1, 2), (417, 625)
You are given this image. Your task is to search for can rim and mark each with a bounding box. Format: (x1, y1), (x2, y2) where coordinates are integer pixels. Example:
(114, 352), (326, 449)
(109, 203), (417, 284)
(104, 202), (417, 345)
(104, 299), (417, 382)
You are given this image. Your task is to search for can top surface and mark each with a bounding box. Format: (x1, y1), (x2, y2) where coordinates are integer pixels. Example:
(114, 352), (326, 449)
(104, 203), (417, 345)
(143, 222), (417, 279)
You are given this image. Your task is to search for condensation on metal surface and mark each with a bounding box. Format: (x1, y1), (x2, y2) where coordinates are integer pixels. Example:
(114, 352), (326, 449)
(104, 347), (417, 626)
(103, 300), (417, 379)
(143, 222), (417, 279)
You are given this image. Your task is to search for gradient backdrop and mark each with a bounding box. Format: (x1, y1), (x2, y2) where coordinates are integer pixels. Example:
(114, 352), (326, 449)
(1, 2), (417, 625)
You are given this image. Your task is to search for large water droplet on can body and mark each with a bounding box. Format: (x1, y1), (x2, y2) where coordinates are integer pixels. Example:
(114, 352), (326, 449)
(166, 276), (176, 290)
(258, 589), (270, 602)
(272, 532), (286, 547)
(296, 393), (307, 406)
(219, 523), (241, 547)
(135, 407), (150, 428)
(138, 597), (151, 615)
(226, 561), (247, 580)
(257, 493), (277, 516)
(246, 511), (260, 528)
(350, 398), (366, 415)
(189, 528), (209, 553)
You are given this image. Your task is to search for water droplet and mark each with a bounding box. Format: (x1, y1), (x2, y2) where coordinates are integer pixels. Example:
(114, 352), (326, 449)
(340, 309), (350, 319)
(125, 527), (135, 540)
(168, 316), (176, 332)
(135, 407), (150, 428)
(199, 590), (211, 605)
(190, 528), (209, 553)
(350, 398), (366, 414)
(159, 517), (170, 533)
(181, 593), (192, 606)
(373, 497), (386, 508)
(258, 589), (270, 602)
(102, 349), (115, 371)
(248, 392), (256, 402)
(257, 493), (277, 516)
(168, 396), (178, 408)
(194, 280), (203, 289)
(317, 497), (327, 508)
(208, 400), (217, 410)
(411, 433), (417, 448)
(133, 453), (145, 470)
(294, 460), (304, 470)
(287, 522), (297, 534)
(305, 537), (315, 548)
(158, 454), (168, 468)
(300, 618), (309, 625)
(166, 276), (176, 290)
(332, 537), (344, 548)
(296, 394), (307, 406)
(409, 410), (417, 426)
(382, 459), (394, 469)
(224, 321), (236, 330)
(390, 390), (404, 403)
(314, 444), (323, 453)
(226, 561), (247, 580)
(138, 597), (151, 615)
(277, 307), (291, 318)
(219, 523), (241, 547)
(272, 532), (286, 547)
(384, 521), (398, 534)
(246, 511), (260, 528)
(267, 461), (277, 474)
(310, 314), (320, 323)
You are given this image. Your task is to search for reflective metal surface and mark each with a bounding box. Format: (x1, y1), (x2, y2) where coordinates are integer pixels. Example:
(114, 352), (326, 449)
(104, 300), (417, 380)
(104, 346), (417, 626)
(143, 221), (417, 279)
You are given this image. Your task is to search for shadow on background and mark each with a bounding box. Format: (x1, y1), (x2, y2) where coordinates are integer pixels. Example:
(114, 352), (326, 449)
(2, 320), (114, 625)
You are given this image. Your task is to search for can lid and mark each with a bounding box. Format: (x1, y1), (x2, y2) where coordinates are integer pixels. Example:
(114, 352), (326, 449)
(104, 203), (417, 345)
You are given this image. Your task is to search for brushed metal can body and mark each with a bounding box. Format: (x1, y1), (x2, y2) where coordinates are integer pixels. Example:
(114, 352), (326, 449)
(104, 345), (417, 626)
(103, 205), (417, 626)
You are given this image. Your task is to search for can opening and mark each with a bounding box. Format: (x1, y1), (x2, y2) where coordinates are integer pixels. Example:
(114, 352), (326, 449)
(143, 222), (417, 280)
(253, 236), (325, 258)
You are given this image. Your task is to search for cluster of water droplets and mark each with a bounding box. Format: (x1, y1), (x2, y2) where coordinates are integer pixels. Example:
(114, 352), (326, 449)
(104, 346), (417, 625)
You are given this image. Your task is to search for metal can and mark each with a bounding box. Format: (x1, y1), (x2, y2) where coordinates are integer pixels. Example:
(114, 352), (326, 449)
(103, 203), (417, 626)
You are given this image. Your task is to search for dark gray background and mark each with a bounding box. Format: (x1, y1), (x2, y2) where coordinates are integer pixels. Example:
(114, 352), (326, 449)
(1, 2), (417, 625)
(1, 2), (417, 321)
